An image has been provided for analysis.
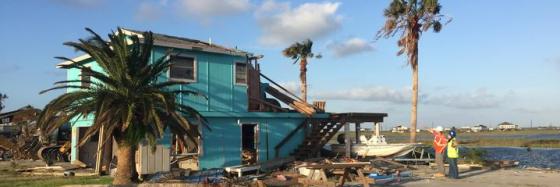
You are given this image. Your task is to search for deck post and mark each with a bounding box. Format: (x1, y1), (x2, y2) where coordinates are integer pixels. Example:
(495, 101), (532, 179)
(375, 122), (380, 137)
(344, 122), (351, 157)
(94, 124), (105, 175)
(355, 123), (360, 144)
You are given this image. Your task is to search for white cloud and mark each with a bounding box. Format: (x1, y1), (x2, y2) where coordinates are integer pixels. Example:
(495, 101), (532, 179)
(135, 1), (167, 22)
(314, 86), (413, 104)
(512, 107), (543, 114)
(176, 0), (251, 21)
(328, 37), (374, 57)
(314, 86), (512, 109)
(424, 88), (513, 109)
(255, 0), (342, 46)
(270, 81), (301, 96)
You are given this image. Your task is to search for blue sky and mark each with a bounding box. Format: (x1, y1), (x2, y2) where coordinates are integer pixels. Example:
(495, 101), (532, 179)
(1, 0), (559, 128)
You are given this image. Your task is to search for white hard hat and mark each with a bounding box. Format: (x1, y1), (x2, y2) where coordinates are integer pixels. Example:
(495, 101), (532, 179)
(435, 126), (444, 132)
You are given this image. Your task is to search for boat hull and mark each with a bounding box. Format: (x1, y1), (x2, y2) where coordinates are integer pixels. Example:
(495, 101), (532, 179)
(330, 143), (418, 157)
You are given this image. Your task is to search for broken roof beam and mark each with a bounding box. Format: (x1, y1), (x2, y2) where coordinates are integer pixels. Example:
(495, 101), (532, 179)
(264, 86), (316, 116)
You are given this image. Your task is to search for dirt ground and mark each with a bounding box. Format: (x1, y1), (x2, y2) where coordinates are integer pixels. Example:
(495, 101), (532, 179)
(377, 166), (560, 187)
(2, 160), (560, 187)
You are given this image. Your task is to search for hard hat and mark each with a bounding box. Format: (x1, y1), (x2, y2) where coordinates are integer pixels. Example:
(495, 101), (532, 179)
(449, 130), (456, 138)
(435, 126), (443, 132)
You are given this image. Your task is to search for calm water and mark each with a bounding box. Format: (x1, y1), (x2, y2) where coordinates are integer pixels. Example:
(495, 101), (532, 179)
(477, 147), (560, 169)
(386, 133), (560, 142)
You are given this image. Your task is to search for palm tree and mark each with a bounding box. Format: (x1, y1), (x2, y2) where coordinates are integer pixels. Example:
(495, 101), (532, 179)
(377, 0), (449, 143)
(282, 39), (319, 103)
(37, 28), (207, 185)
(0, 92), (7, 112)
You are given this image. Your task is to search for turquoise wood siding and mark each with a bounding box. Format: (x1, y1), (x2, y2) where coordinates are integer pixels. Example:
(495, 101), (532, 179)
(151, 47), (248, 113)
(198, 114), (308, 169)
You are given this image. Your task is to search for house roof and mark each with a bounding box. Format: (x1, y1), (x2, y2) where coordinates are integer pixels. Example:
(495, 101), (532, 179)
(57, 28), (251, 67)
(0, 105), (40, 119)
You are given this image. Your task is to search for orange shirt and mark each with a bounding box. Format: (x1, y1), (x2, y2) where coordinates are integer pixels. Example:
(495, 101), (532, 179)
(433, 132), (447, 153)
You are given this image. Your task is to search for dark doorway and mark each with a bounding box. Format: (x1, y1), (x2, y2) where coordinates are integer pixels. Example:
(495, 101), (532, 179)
(78, 127), (99, 167)
(241, 123), (258, 165)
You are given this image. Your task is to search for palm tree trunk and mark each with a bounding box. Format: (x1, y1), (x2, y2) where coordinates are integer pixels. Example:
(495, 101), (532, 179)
(409, 40), (419, 143)
(113, 138), (136, 185)
(300, 58), (308, 103)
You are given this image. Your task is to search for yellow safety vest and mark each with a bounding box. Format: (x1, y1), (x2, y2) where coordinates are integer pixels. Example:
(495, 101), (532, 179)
(447, 138), (459, 158)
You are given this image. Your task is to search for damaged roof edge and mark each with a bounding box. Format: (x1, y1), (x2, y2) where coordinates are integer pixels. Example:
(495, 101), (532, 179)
(56, 28), (252, 68)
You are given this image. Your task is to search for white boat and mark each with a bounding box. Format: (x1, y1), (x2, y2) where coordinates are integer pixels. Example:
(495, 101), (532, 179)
(329, 123), (419, 157)
(330, 141), (418, 157)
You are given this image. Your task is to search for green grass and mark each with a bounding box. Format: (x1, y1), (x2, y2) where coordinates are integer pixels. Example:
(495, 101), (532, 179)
(460, 139), (560, 148)
(0, 171), (112, 187)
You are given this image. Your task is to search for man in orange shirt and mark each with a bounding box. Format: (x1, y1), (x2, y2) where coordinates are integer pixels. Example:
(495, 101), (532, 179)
(429, 126), (447, 177)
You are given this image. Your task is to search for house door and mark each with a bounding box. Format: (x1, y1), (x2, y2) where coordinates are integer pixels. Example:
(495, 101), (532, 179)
(241, 123), (258, 165)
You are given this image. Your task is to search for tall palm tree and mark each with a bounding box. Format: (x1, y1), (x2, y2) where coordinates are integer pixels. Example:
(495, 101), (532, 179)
(37, 28), (207, 185)
(282, 39), (319, 103)
(0, 92), (7, 112)
(377, 0), (449, 143)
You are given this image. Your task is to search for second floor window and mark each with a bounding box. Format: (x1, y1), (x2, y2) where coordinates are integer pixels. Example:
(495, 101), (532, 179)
(170, 56), (196, 82)
(235, 62), (247, 85)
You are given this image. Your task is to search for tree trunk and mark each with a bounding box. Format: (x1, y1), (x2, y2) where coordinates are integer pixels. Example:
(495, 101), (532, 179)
(113, 139), (136, 185)
(409, 40), (419, 143)
(300, 58), (308, 103)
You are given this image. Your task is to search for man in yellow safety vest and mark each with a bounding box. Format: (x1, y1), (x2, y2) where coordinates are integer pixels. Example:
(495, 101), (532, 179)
(447, 130), (459, 179)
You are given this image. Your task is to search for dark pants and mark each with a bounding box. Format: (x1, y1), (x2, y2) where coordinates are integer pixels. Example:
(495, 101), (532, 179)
(447, 157), (459, 179)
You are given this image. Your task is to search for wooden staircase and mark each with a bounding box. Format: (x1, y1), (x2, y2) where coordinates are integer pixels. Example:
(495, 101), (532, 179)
(292, 118), (346, 159)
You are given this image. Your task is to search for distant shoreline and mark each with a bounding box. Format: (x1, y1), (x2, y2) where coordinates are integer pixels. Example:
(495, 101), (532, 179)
(462, 145), (560, 150)
(331, 129), (560, 148)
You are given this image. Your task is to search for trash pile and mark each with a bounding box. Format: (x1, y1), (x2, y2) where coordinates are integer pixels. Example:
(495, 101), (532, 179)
(141, 156), (415, 186)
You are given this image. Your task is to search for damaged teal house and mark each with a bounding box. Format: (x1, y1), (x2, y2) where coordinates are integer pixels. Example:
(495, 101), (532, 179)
(59, 28), (387, 173)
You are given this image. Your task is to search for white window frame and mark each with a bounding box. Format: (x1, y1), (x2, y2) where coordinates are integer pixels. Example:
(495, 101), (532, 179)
(234, 62), (248, 86)
(168, 54), (197, 83)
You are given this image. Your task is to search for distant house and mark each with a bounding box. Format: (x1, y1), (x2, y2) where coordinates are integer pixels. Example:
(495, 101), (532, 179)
(458, 126), (472, 132)
(0, 105), (40, 136)
(392, 125), (409, 133)
(497, 122), (519, 130)
(471, 124), (489, 132)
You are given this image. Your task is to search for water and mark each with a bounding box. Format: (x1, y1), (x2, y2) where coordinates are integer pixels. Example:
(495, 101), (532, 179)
(386, 133), (560, 142)
(476, 147), (560, 169)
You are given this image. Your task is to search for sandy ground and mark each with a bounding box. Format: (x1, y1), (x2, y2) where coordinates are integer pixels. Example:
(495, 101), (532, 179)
(381, 167), (560, 187)
(2, 160), (560, 187)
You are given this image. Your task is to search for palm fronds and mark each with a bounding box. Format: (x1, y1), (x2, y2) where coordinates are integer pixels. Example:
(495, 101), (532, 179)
(38, 27), (207, 150)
